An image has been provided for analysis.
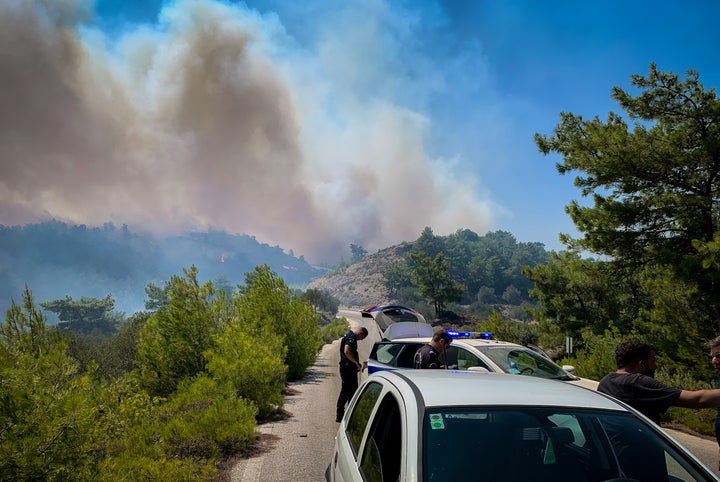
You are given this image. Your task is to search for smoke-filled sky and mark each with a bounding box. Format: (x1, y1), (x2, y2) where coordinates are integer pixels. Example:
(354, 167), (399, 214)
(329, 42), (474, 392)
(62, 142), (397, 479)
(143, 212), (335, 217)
(2, 0), (719, 263)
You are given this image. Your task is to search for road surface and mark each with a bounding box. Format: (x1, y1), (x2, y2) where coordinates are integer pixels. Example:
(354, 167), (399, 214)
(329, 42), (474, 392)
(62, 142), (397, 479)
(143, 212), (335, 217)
(229, 309), (720, 480)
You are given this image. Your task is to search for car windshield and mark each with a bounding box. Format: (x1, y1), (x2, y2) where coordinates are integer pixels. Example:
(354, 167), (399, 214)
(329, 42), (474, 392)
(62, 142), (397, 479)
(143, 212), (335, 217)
(423, 407), (711, 482)
(477, 345), (573, 380)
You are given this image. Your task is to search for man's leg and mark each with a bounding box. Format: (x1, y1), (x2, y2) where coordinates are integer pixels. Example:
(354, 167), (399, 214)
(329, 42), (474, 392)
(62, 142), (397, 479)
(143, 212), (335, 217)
(336, 367), (350, 421)
(336, 366), (358, 422)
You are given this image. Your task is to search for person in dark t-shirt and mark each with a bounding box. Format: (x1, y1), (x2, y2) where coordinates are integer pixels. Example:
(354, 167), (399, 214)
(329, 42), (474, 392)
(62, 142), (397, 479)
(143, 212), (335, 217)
(598, 338), (720, 424)
(335, 326), (368, 422)
(414, 329), (452, 369)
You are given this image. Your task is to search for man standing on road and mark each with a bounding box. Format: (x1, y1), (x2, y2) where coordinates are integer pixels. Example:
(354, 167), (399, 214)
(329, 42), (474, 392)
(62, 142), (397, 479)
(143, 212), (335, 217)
(336, 326), (368, 423)
(709, 336), (720, 470)
(598, 338), (720, 424)
(414, 329), (452, 369)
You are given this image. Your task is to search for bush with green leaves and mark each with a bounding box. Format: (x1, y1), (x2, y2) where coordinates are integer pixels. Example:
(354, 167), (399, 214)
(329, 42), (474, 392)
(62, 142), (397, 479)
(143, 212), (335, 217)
(159, 375), (257, 459)
(659, 366), (716, 435)
(320, 317), (349, 344)
(301, 288), (340, 317)
(559, 326), (624, 381)
(1, 288), (109, 480)
(205, 323), (287, 418)
(473, 311), (539, 346)
(135, 266), (221, 397)
(235, 265), (321, 380)
(91, 376), (217, 481)
(2, 264), (329, 480)
(66, 311), (150, 380)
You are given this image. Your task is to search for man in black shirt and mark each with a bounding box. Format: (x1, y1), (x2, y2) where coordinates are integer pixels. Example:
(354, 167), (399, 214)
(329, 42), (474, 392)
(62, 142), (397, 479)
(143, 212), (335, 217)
(598, 338), (720, 424)
(336, 326), (368, 422)
(414, 329), (452, 369)
(598, 338), (720, 480)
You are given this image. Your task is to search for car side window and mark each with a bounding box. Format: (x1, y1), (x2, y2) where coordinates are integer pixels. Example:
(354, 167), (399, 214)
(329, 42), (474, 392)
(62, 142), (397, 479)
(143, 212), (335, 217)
(374, 343), (404, 365)
(360, 394), (403, 482)
(347, 381), (383, 456)
(452, 347), (490, 371)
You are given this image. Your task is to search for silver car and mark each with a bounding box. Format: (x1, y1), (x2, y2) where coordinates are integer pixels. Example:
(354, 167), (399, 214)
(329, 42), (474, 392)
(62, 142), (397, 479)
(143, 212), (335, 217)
(327, 370), (719, 482)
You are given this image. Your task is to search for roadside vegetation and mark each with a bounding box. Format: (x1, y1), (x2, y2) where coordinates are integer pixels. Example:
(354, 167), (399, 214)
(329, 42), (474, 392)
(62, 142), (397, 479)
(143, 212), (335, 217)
(0, 265), (327, 481)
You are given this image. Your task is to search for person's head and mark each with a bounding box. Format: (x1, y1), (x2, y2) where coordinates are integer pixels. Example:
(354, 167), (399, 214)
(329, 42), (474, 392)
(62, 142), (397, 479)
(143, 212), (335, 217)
(354, 327), (368, 341)
(615, 338), (657, 377)
(430, 329), (453, 353)
(708, 336), (720, 374)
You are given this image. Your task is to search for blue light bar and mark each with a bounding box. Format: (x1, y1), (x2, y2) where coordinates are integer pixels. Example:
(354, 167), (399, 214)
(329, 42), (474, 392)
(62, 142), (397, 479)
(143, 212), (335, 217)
(445, 330), (494, 339)
(447, 330), (471, 338)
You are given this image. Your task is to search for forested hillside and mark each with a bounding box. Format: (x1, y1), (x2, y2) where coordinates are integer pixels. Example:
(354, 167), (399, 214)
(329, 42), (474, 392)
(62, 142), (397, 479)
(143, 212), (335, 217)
(308, 228), (550, 317)
(0, 221), (324, 317)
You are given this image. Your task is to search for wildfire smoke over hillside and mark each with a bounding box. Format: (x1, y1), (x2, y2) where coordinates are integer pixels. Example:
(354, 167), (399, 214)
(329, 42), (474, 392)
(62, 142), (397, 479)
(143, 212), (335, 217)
(0, 0), (492, 262)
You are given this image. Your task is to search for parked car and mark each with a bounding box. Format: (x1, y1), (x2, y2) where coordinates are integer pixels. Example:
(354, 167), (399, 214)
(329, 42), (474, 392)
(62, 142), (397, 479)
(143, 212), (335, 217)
(367, 332), (599, 389)
(327, 370), (719, 482)
(360, 304), (429, 336)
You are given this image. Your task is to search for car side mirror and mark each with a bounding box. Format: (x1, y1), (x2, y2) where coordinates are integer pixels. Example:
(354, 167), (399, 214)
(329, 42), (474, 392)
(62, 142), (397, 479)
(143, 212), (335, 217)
(562, 365), (576, 374)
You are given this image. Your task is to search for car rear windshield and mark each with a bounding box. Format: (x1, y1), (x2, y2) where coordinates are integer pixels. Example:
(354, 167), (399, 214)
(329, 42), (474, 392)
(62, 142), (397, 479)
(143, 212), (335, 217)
(422, 407), (712, 482)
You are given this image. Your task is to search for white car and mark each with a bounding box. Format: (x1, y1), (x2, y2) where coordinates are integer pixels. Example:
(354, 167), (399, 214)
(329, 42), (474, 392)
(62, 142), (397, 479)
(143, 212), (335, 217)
(367, 335), (599, 390)
(327, 370), (719, 482)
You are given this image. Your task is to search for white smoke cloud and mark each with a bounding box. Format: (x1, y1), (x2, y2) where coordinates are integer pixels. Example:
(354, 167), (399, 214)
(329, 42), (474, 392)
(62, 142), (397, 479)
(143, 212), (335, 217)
(0, 0), (493, 262)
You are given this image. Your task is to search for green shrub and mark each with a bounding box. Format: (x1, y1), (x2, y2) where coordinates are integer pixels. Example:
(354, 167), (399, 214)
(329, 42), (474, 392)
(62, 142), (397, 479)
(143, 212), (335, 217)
(657, 366), (716, 435)
(0, 289), (105, 480)
(320, 318), (349, 344)
(205, 323), (286, 419)
(561, 327), (624, 381)
(135, 266), (220, 397)
(473, 311), (539, 345)
(160, 375), (257, 458)
(235, 265), (321, 380)
(99, 455), (216, 482)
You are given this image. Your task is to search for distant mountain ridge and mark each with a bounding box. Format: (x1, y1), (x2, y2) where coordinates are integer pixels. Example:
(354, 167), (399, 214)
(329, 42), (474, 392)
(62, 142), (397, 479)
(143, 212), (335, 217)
(0, 221), (325, 317)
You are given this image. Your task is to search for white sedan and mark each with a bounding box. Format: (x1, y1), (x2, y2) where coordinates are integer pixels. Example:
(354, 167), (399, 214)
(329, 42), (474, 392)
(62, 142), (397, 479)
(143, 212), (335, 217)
(327, 370), (719, 482)
(367, 335), (599, 389)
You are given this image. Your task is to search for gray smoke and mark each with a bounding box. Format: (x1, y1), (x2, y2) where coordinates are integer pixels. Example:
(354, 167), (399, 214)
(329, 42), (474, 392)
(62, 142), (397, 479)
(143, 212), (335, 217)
(0, 0), (492, 262)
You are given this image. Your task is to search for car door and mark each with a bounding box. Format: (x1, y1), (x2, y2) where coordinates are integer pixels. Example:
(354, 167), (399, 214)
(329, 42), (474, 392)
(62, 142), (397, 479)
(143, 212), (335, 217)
(331, 380), (407, 482)
(368, 341), (423, 373)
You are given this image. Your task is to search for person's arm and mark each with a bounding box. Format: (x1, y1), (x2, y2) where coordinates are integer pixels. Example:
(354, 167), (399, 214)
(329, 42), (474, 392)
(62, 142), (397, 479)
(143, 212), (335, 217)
(675, 388), (720, 408)
(343, 344), (362, 371)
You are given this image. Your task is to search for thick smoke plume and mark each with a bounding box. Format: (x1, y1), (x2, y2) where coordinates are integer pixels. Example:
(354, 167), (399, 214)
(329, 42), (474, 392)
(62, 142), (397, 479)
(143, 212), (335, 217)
(0, 0), (492, 262)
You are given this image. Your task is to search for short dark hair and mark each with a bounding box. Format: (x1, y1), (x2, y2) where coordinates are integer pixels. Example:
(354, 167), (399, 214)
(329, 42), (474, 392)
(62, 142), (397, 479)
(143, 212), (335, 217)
(708, 336), (720, 350)
(432, 329), (452, 344)
(356, 327), (368, 337)
(615, 338), (655, 369)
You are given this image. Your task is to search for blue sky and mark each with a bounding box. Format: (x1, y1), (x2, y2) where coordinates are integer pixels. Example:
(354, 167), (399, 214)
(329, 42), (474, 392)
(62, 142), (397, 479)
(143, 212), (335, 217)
(2, 0), (719, 262)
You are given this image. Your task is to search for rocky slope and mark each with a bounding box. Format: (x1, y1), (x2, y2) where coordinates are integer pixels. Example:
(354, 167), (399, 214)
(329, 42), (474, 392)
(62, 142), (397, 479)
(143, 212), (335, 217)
(306, 242), (413, 308)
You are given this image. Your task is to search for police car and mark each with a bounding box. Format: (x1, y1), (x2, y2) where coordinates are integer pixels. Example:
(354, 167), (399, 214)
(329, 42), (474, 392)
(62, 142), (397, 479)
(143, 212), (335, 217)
(327, 370), (719, 481)
(366, 325), (599, 390)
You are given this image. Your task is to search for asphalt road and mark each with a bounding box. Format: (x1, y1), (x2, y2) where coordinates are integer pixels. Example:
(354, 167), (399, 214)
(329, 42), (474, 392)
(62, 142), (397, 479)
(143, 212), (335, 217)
(230, 309), (720, 480)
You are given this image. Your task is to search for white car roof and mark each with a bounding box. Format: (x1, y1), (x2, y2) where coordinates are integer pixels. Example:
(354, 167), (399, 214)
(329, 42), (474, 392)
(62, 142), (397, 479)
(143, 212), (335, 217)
(372, 369), (622, 411)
